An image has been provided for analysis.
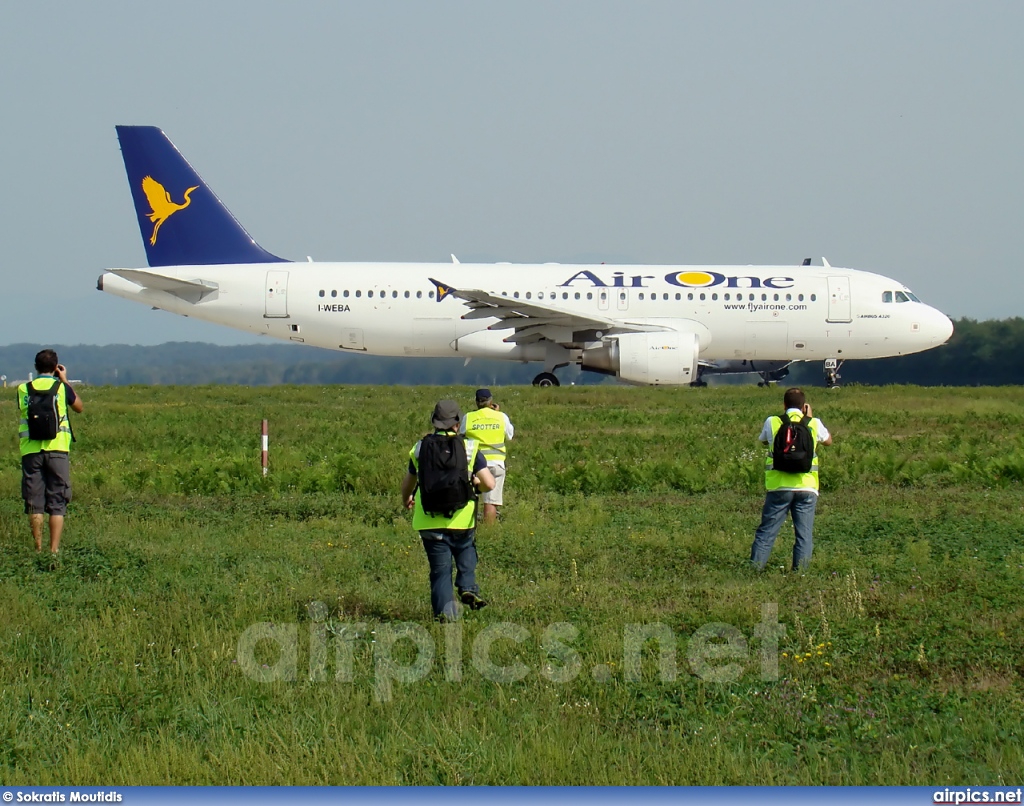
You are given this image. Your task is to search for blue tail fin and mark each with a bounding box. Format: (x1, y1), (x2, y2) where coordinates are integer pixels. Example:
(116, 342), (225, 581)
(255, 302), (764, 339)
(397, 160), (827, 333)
(116, 126), (288, 267)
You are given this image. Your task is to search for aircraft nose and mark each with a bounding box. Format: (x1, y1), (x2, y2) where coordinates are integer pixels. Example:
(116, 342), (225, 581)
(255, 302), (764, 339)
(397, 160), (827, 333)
(931, 308), (954, 345)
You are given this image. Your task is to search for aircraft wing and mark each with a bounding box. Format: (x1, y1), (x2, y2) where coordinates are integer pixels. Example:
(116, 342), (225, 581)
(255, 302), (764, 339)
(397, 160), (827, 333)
(108, 269), (219, 303)
(431, 278), (654, 345)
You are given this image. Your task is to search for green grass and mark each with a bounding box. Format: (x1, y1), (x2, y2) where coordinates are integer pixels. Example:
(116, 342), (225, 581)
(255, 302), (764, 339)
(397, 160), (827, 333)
(0, 384), (1022, 784)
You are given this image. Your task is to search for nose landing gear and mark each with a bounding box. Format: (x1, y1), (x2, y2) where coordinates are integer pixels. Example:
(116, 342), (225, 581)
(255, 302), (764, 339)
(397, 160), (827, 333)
(824, 358), (844, 388)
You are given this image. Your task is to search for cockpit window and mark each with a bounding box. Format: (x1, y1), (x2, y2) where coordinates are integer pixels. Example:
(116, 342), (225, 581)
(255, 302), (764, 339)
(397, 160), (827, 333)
(895, 291), (910, 303)
(906, 291), (920, 302)
(882, 291), (892, 303)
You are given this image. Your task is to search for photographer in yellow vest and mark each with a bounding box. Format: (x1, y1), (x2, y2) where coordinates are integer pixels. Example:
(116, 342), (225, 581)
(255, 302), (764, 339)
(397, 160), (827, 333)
(18, 350), (84, 555)
(401, 400), (495, 620)
(461, 389), (515, 525)
(750, 387), (832, 571)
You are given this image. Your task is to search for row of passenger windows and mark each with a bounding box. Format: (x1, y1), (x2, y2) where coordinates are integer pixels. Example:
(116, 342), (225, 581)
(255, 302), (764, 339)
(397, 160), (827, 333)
(318, 289), (817, 303)
(882, 290), (920, 303)
(319, 289), (436, 299)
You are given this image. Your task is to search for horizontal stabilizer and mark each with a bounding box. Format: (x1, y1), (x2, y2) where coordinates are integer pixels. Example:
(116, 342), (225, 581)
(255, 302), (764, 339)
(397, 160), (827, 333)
(108, 269), (219, 303)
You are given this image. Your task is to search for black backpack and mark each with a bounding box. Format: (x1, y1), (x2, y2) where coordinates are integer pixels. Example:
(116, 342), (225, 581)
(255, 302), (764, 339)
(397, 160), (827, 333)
(417, 433), (475, 518)
(771, 413), (815, 474)
(26, 380), (62, 442)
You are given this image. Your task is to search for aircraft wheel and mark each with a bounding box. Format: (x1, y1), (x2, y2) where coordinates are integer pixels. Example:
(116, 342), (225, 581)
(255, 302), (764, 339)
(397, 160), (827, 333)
(532, 372), (561, 388)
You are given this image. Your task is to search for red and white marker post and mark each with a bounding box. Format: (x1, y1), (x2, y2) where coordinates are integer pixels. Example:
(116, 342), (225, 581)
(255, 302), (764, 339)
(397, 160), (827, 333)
(261, 419), (269, 476)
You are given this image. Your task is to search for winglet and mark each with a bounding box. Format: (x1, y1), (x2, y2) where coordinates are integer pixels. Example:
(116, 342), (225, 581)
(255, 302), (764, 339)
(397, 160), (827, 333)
(429, 278), (456, 303)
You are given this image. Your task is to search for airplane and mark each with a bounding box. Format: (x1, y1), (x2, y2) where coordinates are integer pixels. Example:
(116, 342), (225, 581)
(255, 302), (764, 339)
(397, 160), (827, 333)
(98, 126), (954, 388)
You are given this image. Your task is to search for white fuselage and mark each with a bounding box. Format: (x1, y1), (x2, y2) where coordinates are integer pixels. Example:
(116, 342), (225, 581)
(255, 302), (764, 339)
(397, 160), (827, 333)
(99, 262), (954, 368)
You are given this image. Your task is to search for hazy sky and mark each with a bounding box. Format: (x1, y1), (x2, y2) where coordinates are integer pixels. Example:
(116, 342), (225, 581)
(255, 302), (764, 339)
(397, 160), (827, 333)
(2, 1), (1021, 347)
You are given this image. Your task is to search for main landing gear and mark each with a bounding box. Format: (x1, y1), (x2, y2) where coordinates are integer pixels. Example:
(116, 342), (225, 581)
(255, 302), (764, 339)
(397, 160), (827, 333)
(824, 358), (844, 388)
(532, 372), (561, 387)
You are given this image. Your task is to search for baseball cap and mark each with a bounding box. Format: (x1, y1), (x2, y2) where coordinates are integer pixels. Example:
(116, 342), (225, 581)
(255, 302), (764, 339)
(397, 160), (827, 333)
(431, 399), (462, 430)
(475, 388), (493, 403)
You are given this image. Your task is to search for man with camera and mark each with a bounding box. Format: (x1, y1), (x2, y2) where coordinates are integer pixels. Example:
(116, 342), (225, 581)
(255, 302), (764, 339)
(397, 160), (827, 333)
(750, 387), (832, 572)
(18, 349), (84, 555)
(401, 400), (495, 620)
(461, 388), (515, 525)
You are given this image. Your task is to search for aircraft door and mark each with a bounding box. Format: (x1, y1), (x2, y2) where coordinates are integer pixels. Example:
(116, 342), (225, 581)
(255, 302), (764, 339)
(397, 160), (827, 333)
(826, 276), (852, 323)
(265, 270), (289, 318)
(616, 289), (629, 311)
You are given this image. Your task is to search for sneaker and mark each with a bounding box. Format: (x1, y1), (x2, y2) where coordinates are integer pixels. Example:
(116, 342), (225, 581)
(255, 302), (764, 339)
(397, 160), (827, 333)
(460, 590), (488, 610)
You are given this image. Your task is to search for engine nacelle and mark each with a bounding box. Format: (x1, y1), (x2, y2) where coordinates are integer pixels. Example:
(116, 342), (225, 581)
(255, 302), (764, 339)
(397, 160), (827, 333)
(583, 331), (700, 385)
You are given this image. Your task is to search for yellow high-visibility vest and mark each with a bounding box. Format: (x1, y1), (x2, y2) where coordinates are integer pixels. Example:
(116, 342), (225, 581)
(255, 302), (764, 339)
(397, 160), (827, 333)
(764, 412), (821, 491)
(409, 434), (481, 531)
(464, 407), (508, 463)
(18, 376), (73, 455)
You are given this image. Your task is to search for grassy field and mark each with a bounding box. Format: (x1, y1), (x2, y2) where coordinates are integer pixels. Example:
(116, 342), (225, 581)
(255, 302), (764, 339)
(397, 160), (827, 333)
(0, 383), (1022, 785)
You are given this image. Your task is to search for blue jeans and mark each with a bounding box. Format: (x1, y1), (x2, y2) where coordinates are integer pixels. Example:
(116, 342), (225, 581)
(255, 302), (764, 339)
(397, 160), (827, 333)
(420, 530), (479, 619)
(751, 490), (818, 571)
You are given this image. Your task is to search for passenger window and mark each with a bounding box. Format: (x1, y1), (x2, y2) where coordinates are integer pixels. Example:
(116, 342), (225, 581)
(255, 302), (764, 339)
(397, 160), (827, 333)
(318, 290), (325, 298)
(526, 292), (532, 299)
(368, 290), (374, 298)
(687, 293), (693, 301)
(574, 292), (580, 300)
(416, 291), (422, 299)
(798, 294), (804, 301)
(711, 293), (718, 301)
(331, 290), (337, 298)
(883, 291), (893, 303)
(404, 291), (410, 298)
(429, 291), (435, 299)
(562, 292), (568, 299)
(392, 290), (398, 298)
(810, 294), (816, 301)
(550, 292), (556, 300)
(619, 292), (626, 301)
(761, 294), (767, 301)
(786, 294), (792, 302)
(600, 292), (607, 300)
(587, 292), (594, 300)
(699, 293), (706, 301)
(639, 293), (645, 300)
(343, 290), (350, 298)
(675, 293), (681, 300)
(355, 290), (361, 298)
(513, 291), (520, 299)
(724, 293), (730, 301)
(773, 294), (779, 301)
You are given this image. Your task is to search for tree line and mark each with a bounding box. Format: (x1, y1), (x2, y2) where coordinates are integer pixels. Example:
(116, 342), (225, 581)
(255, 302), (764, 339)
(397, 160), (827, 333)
(0, 317), (1019, 387)
(787, 317), (1024, 387)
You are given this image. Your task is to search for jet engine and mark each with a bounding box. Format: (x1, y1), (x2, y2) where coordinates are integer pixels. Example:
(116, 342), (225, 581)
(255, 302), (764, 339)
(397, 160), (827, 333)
(582, 331), (701, 385)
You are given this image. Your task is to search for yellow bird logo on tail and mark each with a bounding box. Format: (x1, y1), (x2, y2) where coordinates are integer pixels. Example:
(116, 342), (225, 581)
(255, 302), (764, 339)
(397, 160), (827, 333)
(142, 176), (199, 245)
